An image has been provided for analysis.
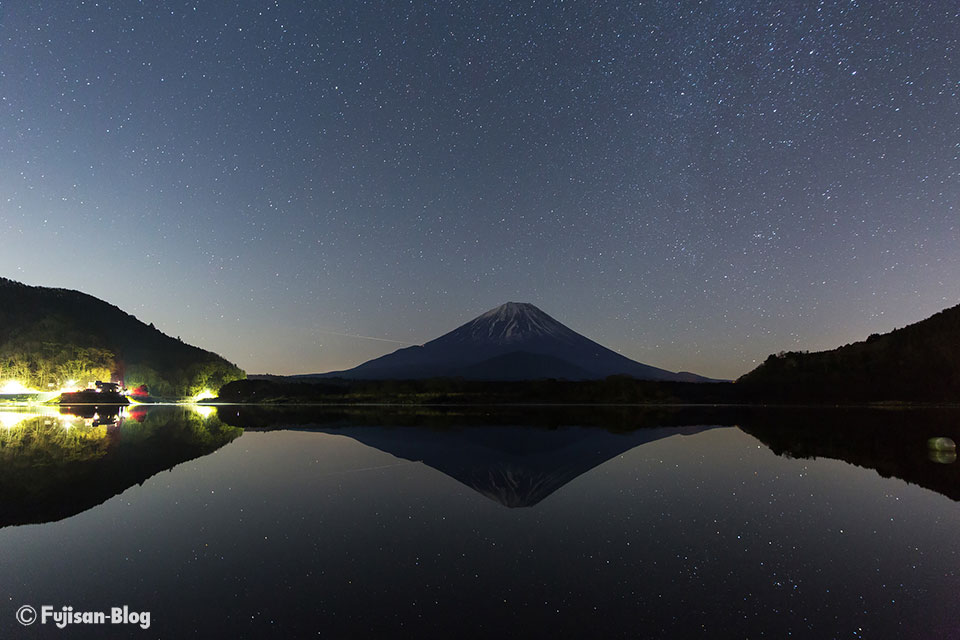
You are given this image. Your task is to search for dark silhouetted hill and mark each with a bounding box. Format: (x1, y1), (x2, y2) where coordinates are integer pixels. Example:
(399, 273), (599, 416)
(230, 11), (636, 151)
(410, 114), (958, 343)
(0, 278), (244, 396)
(738, 303), (960, 402)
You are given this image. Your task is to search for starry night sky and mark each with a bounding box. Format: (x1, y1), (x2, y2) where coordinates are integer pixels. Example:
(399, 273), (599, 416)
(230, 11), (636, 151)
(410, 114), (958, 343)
(1, 1), (958, 379)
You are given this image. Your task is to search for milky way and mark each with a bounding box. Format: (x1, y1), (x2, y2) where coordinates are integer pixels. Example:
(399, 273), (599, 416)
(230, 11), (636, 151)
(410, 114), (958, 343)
(1, 1), (957, 378)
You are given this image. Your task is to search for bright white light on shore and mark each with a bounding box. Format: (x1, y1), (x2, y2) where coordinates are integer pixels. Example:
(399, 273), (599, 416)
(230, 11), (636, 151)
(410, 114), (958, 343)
(192, 389), (216, 402)
(0, 381), (32, 394)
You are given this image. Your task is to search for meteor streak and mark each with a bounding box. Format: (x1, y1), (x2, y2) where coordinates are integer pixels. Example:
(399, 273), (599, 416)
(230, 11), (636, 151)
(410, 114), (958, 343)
(313, 329), (415, 345)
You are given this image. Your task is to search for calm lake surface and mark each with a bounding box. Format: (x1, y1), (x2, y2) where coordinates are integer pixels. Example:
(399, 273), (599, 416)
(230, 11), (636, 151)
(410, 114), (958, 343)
(1, 405), (959, 638)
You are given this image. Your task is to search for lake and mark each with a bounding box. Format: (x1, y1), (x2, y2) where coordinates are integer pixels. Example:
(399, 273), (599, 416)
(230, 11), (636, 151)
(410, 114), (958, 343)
(1, 404), (958, 638)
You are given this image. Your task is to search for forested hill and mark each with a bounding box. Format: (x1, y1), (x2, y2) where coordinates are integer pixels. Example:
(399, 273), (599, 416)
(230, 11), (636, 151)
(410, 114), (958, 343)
(737, 303), (960, 402)
(0, 278), (244, 397)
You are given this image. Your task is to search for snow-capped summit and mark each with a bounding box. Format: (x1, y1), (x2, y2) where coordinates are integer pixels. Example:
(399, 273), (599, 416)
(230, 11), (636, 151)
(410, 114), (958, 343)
(445, 302), (579, 344)
(317, 302), (713, 382)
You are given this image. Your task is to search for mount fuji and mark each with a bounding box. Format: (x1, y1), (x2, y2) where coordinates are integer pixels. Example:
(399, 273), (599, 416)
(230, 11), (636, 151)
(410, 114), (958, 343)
(313, 302), (714, 382)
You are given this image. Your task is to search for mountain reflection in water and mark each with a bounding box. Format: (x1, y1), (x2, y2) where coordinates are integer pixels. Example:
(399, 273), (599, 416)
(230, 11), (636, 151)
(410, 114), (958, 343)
(738, 407), (960, 501)
(302, 425), (716, 508)
(0, 405), (242, 528)
(2, 404), (959, 639)
(1, 405), (959, 530)
(218, 405), (960, 506)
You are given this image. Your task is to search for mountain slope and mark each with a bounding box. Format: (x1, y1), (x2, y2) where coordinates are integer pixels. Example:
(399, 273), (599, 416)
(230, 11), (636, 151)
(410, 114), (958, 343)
(317, 302), (711, 382)
(0, 278), (244, 396)
(737, 302), (960, 401)
(452, 351), (595, 381)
